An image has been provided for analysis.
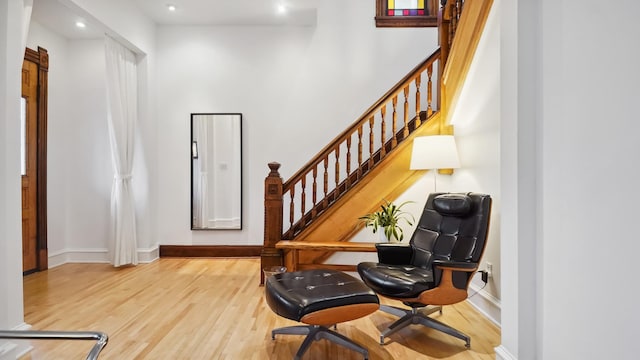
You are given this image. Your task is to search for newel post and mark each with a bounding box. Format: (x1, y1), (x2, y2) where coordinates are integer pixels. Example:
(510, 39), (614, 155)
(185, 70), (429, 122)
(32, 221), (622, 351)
(261, 162), (284, 285)
(438, 1), (452, 67)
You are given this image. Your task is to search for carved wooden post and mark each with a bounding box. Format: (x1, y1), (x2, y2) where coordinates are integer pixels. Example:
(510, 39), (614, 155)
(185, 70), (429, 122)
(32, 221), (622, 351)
(439, 2), (452, 66)
(261, 162), (284, 285)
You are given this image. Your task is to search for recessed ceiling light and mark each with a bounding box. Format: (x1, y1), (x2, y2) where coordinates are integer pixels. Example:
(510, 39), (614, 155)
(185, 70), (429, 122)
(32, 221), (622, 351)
(277, 4), (287, 14)
(75, 21), (86, 28)
(167, 4), (176, 12)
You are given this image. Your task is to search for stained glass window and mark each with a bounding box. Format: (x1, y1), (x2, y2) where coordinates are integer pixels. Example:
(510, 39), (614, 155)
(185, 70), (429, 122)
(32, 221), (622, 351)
(387, 0), (426, 16)
(375, 0), (438, 27)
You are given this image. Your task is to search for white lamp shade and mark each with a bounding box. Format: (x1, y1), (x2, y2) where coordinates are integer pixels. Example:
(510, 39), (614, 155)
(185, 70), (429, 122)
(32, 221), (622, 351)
(409, 135), (461, 170)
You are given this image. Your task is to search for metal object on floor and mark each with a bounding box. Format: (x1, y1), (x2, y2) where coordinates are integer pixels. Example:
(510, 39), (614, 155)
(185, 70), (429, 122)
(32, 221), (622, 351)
(0, 330), (109, 360)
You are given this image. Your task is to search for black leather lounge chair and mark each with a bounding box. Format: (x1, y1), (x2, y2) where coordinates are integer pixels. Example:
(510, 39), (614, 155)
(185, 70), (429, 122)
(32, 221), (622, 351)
(357, 192), (492, 347)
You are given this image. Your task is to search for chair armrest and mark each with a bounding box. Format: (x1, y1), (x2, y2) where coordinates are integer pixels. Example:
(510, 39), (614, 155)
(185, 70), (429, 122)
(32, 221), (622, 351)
(376, 243), (413, 265)
(432, 260), (478, 272)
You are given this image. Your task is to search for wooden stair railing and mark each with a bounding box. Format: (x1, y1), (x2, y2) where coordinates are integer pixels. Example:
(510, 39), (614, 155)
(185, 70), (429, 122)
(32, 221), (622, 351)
(261, 50), (441, 284)
(261, 0), (492, 284)
(283, 49), (441, 239)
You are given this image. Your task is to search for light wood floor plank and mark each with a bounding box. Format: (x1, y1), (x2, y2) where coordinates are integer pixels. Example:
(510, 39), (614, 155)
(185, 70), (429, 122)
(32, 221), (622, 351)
(20, 258), (500, 359)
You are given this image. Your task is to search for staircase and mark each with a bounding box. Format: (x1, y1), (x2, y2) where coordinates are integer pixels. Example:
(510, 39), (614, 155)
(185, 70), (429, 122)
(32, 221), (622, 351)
(261, 0), (493, 283)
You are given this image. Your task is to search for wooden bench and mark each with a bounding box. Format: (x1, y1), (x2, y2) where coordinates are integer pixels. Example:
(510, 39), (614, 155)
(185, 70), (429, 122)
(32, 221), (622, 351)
(276, 241), (378, 272)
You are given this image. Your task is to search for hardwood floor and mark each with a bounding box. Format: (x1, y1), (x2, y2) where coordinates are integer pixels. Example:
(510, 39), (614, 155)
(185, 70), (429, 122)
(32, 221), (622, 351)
(21, 258), (500, 359)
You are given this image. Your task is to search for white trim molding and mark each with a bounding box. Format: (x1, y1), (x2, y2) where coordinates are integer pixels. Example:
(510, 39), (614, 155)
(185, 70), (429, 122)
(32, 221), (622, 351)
(495, 345), (518, 360)
(48, 245), (159, 268)
(467, 282), (501, 327)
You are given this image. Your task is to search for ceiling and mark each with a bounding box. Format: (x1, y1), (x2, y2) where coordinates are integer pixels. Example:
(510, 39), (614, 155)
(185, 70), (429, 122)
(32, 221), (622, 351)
(134, 0), (317, 26)
(30, 0), (318, 40)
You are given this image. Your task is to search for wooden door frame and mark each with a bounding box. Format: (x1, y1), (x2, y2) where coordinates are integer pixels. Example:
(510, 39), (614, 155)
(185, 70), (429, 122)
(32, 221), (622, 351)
(24, 46), (48, 271)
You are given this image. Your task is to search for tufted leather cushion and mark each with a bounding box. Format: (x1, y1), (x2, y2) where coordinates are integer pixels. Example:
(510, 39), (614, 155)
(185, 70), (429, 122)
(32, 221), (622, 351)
(433, 193), (472, 216)
(357, 262), (434, 298)
(265, 269), (379, 323)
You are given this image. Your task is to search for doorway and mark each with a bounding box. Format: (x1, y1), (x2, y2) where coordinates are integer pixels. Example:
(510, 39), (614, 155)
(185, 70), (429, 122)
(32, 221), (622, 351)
(21, 46), (48, 275)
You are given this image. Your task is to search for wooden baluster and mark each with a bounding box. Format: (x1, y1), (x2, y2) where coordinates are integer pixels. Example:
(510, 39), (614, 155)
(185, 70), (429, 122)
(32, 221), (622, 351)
(439, 1), (452, 78)
(415, 74), (422, 129)
(368, 116), (374, 169)
(427, 64), (434, 117)
(346, 136), (352, 188)
(449, 2), (457, 49)
(357, 125), (363, 179)
(289, 186), (295, 230)
(334, 147), (340, 198)
(261, 162), (284, 285)
(380, 106), (387, 157)
(323, 157), (329, 208)
(300, 175), (306, 221)
(428, 0), (438, 16)
(312, 167), (317, 217)
(403, 86), (409, 141)
(391, 96), (398, 148)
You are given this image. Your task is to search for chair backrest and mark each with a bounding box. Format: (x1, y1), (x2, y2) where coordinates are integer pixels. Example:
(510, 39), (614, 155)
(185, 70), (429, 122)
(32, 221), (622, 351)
(409, 192), (492, 274)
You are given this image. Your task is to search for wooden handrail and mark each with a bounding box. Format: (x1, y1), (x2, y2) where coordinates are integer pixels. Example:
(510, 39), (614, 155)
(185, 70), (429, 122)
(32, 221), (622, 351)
(283, 49), (441, 191)
(441, 0), (493, 123)
(277, 241), (377, 272)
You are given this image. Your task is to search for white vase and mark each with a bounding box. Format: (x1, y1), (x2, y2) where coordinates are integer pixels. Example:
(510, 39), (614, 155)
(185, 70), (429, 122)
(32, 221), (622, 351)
(378, 230), (388, 243)
(378, 228), (400, 243)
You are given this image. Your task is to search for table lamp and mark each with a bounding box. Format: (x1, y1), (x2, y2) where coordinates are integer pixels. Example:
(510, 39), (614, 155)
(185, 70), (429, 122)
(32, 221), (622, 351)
(409, 135), (460, 192)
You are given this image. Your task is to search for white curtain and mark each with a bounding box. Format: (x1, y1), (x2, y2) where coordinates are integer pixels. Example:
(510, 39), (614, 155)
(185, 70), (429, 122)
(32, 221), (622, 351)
(105, 35), (138, 266)
(194, 116), (209, 228)
(22, 0), (33, 51)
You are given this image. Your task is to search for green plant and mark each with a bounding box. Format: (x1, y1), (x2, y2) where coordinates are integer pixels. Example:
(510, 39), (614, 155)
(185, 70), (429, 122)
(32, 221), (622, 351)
(359, 199), (415, 242)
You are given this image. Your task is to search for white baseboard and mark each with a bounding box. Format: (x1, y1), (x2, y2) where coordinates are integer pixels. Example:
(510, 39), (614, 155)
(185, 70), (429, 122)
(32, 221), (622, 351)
(495, 345), (518, 360)
(48, 245), (159, 268)
(0, 323), (33, 360)
(467, 282), (501, 327)
(137, 246), (159, 263)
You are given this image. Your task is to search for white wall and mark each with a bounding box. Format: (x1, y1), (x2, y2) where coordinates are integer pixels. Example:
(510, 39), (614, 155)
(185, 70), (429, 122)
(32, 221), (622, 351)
(0, 0), (29, 357)
(499, 0), (640, 359)
(448, 0), (500, 324)
(155, 0), (438, 246)
(539, 0), (640, 359)
(64, 39), (112, 250)
(24, 0), (158, 265)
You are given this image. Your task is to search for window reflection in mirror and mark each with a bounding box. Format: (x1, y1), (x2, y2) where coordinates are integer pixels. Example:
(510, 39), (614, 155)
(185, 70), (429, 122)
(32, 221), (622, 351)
(191, 113), (242, 230)
(20, 97), (26, 176)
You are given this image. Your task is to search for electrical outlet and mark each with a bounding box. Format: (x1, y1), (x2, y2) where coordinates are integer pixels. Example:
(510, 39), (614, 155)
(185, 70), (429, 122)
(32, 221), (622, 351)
(486, 262), (493, 278)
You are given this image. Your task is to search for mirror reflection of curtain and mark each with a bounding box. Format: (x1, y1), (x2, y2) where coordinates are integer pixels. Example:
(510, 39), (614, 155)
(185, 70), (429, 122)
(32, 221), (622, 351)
(193, 116), (209, 228)
(211, 115), (241, 228)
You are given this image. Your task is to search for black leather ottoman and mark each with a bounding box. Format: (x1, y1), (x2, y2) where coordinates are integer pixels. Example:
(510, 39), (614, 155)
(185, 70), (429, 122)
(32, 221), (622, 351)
(265, 269), (379, 360)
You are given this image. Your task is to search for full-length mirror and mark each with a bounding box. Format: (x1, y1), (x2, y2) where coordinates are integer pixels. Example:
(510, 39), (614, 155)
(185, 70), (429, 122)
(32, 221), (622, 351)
(191, 113), (242, 230)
